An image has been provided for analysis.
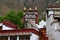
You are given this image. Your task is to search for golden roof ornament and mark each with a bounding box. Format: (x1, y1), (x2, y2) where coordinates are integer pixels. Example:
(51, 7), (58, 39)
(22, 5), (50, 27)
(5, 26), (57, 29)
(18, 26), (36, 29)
(28, 8), (33, 10)
(35, 7), (37, 10)
(24, 7), (26, 10)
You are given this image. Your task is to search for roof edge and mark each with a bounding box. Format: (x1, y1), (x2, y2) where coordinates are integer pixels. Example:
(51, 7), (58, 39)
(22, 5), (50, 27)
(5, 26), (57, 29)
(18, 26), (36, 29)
(47, 8), (60, 10)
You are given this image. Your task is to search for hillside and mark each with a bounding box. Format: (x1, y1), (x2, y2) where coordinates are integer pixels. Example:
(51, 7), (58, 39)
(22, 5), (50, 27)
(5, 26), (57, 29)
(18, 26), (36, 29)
(0, 0), (57, 17)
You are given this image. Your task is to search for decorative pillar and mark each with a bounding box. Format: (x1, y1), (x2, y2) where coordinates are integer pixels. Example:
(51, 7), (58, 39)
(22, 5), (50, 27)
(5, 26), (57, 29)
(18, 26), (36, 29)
(8, 36), (10, 40)
(35, 14), (38, 24)
(17, 36), (19, 40)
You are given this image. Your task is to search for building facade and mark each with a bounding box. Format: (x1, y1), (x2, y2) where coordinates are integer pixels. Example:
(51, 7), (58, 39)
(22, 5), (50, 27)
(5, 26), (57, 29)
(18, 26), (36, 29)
(0, 7), (49, 40)
(0, 20), (39, 40)
(46, 6), (60, 40)
(0, 29), (39, 40)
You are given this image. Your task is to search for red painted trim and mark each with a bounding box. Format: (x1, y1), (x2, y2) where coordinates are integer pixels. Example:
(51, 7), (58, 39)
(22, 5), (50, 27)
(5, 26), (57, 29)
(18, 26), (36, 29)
(48, 6), (60, 8)
(3, 20), (18, 29)
(0, 28), (39, 35)
(35, 15), (38, 24)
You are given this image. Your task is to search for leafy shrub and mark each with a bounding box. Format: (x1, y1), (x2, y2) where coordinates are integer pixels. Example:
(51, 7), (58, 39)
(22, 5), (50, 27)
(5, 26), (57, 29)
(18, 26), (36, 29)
(3, 10), (24, 29)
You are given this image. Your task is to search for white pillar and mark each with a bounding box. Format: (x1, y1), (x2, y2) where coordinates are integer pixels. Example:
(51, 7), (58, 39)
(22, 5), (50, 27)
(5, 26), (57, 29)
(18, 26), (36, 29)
(17, 36), (19, 40)
(8, 36), (10, 40)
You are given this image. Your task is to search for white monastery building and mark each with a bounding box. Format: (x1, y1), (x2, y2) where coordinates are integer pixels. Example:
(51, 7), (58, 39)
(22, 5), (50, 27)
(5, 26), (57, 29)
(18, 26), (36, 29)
(46, 6), (60, 40)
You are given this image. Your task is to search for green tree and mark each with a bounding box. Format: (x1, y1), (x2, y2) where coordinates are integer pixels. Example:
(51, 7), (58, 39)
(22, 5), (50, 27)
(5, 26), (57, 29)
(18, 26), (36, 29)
(0, 16), (5, 23)
(4, 10), (16, 20)
(3, 10), (24, 29)
(0, 16), (2, 22)
(16, 10), (24, 28)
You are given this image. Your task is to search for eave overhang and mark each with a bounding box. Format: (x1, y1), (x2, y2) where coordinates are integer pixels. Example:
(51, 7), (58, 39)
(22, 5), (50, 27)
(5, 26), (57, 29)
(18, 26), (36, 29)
(0, 29), (39, 36)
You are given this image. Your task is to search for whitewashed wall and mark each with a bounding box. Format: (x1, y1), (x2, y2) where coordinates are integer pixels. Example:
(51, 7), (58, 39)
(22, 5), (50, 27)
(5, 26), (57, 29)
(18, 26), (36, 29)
(30, 33), (39, 40)
(38, 20), (46, 28)
(50, 22), (60, 40)
(0, 23), (3, 26)
(46, 11), (54, 36)
(46, 10), (60, 40)
(0, 23), (14, 30)
(2, 25), (14, 30)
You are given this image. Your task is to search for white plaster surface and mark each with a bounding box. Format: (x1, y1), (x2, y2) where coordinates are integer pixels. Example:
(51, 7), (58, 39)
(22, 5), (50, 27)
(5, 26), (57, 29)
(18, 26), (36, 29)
(2, 25), (13, 30)
(38, 20), (46, 28)
(46, 10), (60, 40)
(0, 23), (3, 26)
(30, 33), (39, 40)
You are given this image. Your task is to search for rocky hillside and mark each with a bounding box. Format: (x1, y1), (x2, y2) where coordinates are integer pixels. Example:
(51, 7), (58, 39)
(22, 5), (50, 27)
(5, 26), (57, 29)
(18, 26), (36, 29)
(0, 0), (57, 17)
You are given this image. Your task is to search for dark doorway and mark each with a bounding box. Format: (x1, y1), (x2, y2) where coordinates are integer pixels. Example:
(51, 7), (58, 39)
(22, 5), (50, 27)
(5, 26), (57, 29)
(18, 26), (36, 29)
(19, 35), (30, 40)
(10, 36), (17, 40)
(0, 36), (8, 40)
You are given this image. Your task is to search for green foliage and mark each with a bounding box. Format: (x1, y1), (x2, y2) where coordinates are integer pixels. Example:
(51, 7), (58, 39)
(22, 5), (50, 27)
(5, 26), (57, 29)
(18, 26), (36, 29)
(0, 16), (4, 22)
(17, 10), (23, 19)
(3, 10), (24, 29)
(42, 16), (46, 21)
(16, 10), (24, 28)
(38, 16), (46, 22)
(4, 10), (16, 20)
(0, 16), (2, 22)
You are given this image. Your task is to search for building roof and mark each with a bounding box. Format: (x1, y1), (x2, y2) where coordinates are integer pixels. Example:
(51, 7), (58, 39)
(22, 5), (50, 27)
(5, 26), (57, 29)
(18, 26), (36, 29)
(0, 28), (39, 36)
(3, 20), (18, 29)
(47, 6), (60, 10)
(48, 6), (60, 8)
